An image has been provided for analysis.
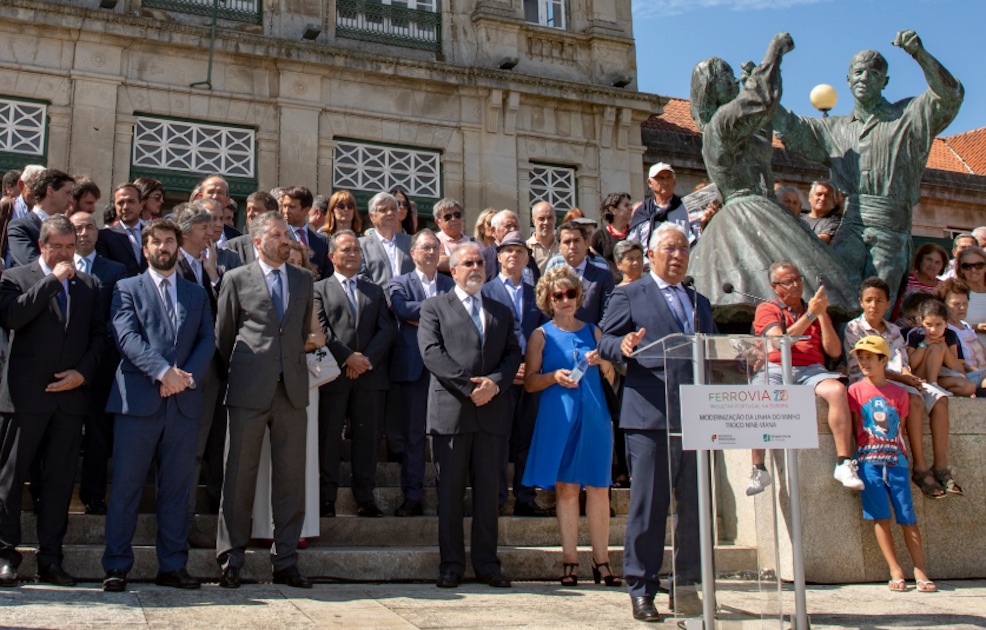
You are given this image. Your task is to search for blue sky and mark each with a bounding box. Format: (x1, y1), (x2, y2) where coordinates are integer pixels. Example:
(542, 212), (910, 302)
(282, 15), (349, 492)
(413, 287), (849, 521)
(632, 0), (981, 135)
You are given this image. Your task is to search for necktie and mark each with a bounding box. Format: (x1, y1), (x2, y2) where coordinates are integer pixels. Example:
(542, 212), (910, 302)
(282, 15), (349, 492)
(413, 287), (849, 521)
(665, 285), (692, 334)
(345, 278), (358, 318)
(192, 258), (203, 284)
(77, 257), (89, 274)
(56, 283), (68, 321)
(271, 269), (285, 323)
(468, 296), (483, 338)
(505, 279), (522, 321)
(296, 228), (308, 247)
(128, 227), (141, 260)
(160, 278), (176, 334)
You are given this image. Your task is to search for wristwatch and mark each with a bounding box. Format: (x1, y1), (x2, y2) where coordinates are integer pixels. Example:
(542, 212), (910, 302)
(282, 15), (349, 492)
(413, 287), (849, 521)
(805, 312), (817, 323)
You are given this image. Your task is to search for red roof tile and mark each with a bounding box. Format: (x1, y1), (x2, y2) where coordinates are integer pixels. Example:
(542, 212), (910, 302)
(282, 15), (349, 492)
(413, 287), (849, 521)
(927, 138), (971, 174)
(942, 127), (986, 176)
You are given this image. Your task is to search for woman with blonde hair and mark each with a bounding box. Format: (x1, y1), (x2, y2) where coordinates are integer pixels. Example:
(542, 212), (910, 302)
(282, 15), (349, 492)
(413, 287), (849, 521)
(523, 267), (620, 588)
(474, 208), (496, 247)
(321, 190), (362, 235)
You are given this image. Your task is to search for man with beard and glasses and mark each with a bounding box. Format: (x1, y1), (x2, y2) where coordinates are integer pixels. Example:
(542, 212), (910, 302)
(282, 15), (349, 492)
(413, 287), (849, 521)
(418, 241), (522, 589)
(214, 212), (315, 589)
(101, 219), (215, 592)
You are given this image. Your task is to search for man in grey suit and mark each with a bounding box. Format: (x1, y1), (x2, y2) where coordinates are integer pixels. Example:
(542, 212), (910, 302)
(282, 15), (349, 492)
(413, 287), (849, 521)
(418, 241), (522, 589)
(214, 211), (316, 589)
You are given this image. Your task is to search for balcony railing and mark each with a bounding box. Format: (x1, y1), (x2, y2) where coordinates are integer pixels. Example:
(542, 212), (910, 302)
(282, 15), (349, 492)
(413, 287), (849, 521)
(336, 0), (441, 53)
(142, 0), (262, 25)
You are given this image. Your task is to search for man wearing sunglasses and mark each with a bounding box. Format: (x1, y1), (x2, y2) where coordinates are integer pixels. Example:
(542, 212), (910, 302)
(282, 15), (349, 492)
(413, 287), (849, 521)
(433, 198), (471, 274)
(418, 241), (522, 590)
(598, 222), (716, 622)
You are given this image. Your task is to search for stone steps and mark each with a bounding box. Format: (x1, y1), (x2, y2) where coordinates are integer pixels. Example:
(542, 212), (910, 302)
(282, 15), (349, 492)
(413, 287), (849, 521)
(21, 514), (631, 548)
(10, 544), (757, 582)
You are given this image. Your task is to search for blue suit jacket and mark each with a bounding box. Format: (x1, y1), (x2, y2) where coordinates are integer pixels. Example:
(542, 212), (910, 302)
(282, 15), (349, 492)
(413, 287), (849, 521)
(106, 271), (216, 418)
(6, 212), (41, 267)
(95, 226), (146, 277)
(89, 255), (128, 323)
(481, 275), (546, 350)
(598, 277), (715, 431)
(388, 271), (455, 383)
(576, 262), (615, 325)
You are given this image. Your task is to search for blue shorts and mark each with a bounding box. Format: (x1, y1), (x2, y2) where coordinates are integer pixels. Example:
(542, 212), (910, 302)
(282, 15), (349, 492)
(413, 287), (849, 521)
(859, 462), (916, 525)
(759, 363), (845, 389)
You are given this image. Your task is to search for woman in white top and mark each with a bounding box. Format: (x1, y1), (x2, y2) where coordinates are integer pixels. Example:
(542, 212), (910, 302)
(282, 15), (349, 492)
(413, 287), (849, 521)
(954, 246), (986, 347)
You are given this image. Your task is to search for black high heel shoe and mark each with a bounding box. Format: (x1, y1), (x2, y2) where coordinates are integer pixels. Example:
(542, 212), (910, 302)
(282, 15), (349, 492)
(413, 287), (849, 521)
(591, 561), (623, 587)
(560, 562), (578, 587)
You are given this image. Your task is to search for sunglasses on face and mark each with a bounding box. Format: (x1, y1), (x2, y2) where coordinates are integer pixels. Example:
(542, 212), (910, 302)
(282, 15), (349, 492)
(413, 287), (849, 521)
(458, 259), (485, 268)
(442, 211), (463, 221)
(961, 261), (986, 270)
(397, 200), (410, 208)
(551, 288), (578, 302)
(335, 203), (355, 210)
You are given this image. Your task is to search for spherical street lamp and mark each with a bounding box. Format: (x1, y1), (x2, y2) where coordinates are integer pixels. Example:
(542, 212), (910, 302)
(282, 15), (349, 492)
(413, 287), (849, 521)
(810, 84), (838, 118)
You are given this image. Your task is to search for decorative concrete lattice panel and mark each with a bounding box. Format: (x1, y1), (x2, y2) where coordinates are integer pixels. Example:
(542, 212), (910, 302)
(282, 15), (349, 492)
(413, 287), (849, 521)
(0, 98), (46, 157)
(132, 117), (255, 178)
(333, 141), (441, 197)
(529, 164), (576, 209)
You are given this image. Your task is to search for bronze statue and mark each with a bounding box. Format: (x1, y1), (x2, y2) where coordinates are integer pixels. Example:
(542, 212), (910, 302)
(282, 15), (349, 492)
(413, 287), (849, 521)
(688, 33), (859, 321)
(774, 30), (964, 303)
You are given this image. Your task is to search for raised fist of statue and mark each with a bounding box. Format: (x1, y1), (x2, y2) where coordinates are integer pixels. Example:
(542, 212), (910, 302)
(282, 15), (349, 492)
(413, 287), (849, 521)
(892, 30), (923, 56)
(770, 32), (795, 57)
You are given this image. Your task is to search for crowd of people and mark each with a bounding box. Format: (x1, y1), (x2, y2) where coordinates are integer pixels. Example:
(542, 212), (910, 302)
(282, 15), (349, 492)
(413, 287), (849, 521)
(0, 156), (976, 620)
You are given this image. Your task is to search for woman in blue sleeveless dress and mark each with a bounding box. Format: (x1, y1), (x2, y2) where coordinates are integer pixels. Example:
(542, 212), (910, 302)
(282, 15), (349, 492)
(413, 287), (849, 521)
(523, 268), (621, 588)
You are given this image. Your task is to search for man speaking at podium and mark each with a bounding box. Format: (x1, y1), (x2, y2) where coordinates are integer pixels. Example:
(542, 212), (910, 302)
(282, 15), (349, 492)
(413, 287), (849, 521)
(599, 222), (716, 622)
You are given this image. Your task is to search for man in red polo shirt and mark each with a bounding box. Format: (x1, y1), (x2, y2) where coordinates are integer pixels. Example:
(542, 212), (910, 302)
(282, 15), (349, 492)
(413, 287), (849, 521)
(750, 261), (864, 493)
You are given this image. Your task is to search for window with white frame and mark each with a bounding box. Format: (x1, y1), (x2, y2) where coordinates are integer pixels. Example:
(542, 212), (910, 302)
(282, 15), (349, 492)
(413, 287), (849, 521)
(333, 140), (441, 198)
(132, 117), (255, 178)
(523, 0), (566, 29)
(529, 164), (576, 210)
(0, 98), (47, 158)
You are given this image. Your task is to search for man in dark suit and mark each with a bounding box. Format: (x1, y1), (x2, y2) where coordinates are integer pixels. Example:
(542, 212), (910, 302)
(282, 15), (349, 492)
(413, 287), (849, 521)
(280, 185), (333, 280)
(171, 202), (234, 540)
(557, 221), (614, 325)
(101, 219), (215, 592)
(315, 230), (396, 518)
(480, 231), (549, 517)
(388, 229), (454, 516)
(0, 215), (105, 587)
(418, 241), (522, 589)
(224, 191), (278, 263)
(598, 222), (716, 622)
(214, 212), (315, 589)
(67, 209), (128, 515)
(95, 183), (148, 277)
(204, 200), (244, 272)
(6, 169), (75, 267)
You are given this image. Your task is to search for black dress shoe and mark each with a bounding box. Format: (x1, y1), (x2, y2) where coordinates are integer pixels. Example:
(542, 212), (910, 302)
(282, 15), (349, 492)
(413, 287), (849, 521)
(631, 596), (661, 622)
(394, 499), (423, 517)
(356, 502), (384, 517)
(0, 562), (17, 587)
(38, 564), (77, 587)
(218, 566), (241, 589)
(320, 501), (336, 518)
(155, 568), (201, 589)
(83, 499), (107, 515)
(435, 572), (461, 588)
(102, 571), (127, 592)
(513, 501), (553, 517)
(272, 568), (312, 589)
(477, 570), (511, 588)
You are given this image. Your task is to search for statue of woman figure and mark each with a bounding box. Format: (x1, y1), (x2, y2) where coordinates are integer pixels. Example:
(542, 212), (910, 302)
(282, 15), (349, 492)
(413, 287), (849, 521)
(688, 32), (859, 321)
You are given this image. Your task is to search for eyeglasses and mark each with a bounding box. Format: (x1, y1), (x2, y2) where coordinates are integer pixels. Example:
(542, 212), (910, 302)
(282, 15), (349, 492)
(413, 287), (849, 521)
(658, 246), (689, 256)
(457, 259), (485, 268)
(335, 203), (355, 210)
(772, 277), (804, 288)
(551, 288), (579, 302)
(960, 261), (986, 271)
(148, 193), (164, 201)
(441, 211), (463, 221)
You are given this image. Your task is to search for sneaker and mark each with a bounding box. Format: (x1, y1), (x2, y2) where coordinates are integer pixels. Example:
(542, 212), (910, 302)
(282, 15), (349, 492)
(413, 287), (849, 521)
(746, 467), (772, 496)
(834, 459), (865, 490)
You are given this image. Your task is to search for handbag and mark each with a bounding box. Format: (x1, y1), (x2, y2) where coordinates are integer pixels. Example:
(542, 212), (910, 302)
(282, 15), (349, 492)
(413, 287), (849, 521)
(306, 346), (341, 387)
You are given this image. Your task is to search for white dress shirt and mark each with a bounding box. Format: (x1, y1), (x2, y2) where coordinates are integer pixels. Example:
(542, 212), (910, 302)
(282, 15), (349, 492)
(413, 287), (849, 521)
(416, 269), (438, 298)
(454, 285), (485, 335)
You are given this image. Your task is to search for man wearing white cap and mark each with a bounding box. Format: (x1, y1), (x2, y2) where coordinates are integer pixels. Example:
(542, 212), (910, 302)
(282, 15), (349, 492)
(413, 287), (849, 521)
(627, 163), (696, 256)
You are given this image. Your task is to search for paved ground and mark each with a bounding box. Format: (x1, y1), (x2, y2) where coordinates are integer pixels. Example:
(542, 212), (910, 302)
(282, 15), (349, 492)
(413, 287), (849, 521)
(0, 579), (984, 629)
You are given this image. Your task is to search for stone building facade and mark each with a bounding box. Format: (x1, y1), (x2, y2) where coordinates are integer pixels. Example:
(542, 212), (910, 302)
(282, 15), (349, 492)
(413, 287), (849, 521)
(0, 0), (661, 228)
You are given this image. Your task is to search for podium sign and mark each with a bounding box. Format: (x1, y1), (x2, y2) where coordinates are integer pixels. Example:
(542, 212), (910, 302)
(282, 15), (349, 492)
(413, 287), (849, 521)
(680, 384), (819, 450)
